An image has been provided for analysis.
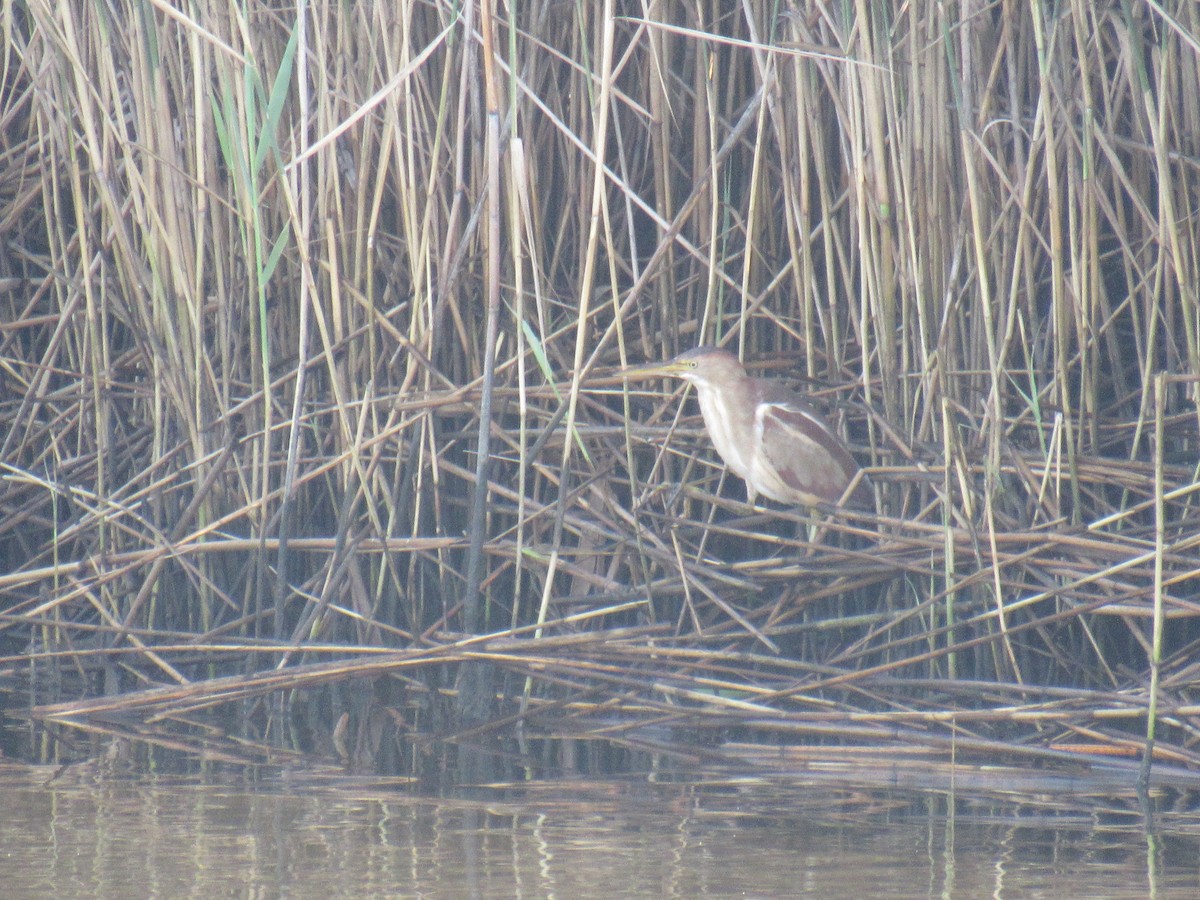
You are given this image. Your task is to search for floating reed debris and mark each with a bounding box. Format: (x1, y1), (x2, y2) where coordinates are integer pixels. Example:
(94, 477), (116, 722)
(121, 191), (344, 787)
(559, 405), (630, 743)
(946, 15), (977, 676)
(1, 2), (1199, 785)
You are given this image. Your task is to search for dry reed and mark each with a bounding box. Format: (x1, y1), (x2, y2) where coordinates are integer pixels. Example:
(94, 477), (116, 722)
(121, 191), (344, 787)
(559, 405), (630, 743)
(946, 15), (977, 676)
(1, 2), (1199, 785)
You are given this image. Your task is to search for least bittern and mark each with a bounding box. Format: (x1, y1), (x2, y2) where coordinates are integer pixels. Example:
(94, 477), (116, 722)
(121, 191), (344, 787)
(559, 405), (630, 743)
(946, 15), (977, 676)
(623, 346), (870, 509)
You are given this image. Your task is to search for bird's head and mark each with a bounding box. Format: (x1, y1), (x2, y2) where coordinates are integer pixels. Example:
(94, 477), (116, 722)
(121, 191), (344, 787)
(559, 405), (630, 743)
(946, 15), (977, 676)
(620, 346), (747, 390)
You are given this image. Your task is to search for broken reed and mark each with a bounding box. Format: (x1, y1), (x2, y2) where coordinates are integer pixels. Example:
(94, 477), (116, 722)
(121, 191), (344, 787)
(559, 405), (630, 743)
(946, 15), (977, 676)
(1, 2), (1198, 738)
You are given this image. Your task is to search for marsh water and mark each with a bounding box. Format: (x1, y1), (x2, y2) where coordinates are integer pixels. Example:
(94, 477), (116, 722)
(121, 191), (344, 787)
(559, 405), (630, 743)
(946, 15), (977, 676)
(2, 762), (1198, 899)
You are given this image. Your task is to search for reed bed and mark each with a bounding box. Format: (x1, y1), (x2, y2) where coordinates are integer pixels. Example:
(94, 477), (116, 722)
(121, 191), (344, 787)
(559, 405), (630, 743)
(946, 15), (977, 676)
(2, 1), (1199, 788)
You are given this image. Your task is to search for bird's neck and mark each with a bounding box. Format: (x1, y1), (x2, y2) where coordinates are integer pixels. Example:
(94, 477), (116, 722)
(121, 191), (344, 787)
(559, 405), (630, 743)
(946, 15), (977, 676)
(693, 383), (755, 481)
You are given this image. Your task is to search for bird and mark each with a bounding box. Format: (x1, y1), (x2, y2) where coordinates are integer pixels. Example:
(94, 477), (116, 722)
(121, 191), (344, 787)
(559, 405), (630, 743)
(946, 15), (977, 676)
(622, 346), (870, 509)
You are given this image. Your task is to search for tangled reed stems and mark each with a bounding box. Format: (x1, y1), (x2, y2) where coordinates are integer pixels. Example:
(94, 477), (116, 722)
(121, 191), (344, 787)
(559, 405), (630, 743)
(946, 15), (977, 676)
(1, 2), (1199, 783)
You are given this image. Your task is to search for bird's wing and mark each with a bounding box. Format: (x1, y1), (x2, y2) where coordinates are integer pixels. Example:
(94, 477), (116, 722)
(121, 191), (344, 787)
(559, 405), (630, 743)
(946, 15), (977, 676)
(757, 395), (864, 504)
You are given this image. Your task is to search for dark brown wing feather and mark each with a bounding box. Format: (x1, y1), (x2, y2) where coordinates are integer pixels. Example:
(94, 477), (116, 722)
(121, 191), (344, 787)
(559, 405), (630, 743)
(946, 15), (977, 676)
(758, 388), (868, 506)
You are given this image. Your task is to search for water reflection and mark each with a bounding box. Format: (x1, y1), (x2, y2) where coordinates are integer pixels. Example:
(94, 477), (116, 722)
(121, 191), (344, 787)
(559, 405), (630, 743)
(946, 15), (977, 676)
(0, 765), (1197, 898)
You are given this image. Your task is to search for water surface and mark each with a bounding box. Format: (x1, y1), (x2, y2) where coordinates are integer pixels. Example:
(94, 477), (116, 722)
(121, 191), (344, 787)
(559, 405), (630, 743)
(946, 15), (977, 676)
(1, 763), (1196, 898)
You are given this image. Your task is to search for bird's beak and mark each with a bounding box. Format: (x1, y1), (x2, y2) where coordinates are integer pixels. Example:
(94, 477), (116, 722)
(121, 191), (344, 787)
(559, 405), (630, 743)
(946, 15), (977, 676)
(619, 360), (685, 381)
